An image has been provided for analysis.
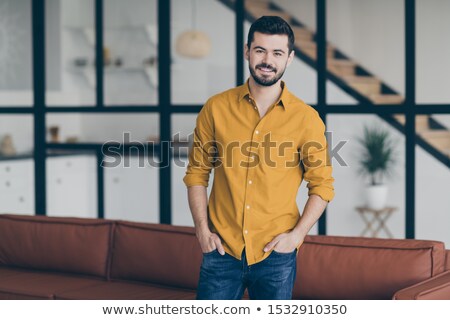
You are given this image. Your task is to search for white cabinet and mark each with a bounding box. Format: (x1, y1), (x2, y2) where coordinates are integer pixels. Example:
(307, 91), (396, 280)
(46, 154), (97, 218)
(104, 156), (159, 223)
(0, 159), (34, 215)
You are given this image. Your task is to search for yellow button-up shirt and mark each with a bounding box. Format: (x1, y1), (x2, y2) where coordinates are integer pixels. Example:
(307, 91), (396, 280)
(183, 80), (334, 265)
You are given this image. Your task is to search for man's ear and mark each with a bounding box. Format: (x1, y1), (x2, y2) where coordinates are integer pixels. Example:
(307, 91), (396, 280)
(287, 50), (295, 66)
(244, 44), (249, 61)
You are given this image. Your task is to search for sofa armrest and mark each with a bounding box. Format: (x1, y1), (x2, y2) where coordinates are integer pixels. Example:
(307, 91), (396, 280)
(393, 270), (450, 300)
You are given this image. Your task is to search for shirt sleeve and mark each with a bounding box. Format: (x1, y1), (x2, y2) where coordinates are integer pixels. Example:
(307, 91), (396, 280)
(182, 99), (215, 188)
(300, 111), (335, 202)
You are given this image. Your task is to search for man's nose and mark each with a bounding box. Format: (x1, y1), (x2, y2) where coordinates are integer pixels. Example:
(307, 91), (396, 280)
(261, 52), (272, 65)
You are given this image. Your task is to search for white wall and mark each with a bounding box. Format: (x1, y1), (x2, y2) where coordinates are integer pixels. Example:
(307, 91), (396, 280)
(46, 114), (83, 143)
(46, 113), (159, 143)
(416, 146), (450, 245)
(434, 115), (450, 130)
(275, 0), (316, 32)
(416, 0), (450, 103)
(80, 114), (159, 143)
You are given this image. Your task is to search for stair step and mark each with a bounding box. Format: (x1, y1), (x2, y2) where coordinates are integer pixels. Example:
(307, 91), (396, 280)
(297, 41), (334, 60)
(342, 75), (381, 95)
(416, 116), (430, 131)
(329, 59), (356, 67)
(245, 2), (270, 12)
(246, 6), (292, 22)
(328, 59), (356, 76)
(295, 40), (332, 50)
(427, 136), (450, 150)
(394, 114), (405, 124)
(368, 94), (404, 104)
(394, 115), (430, 131)
(343, 75), (380, 83)
(245, 0), (270, 8)
(419, 130), (450, 139)
(291, 26), (313, 41)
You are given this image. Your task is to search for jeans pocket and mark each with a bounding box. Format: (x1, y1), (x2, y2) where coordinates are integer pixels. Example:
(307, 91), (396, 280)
(202, 249), (218, 256)
(272, 248), (297, 256)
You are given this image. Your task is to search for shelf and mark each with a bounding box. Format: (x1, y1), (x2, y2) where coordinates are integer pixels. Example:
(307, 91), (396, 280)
(0, 152), (34, 162)
(66, 65), (158, 88)
(64, 24), (158, 46)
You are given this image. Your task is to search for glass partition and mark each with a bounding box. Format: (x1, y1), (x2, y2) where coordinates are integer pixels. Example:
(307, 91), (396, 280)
(327, 0), (404, 105)
(171, 0), (236, 104)
(104, 0), (158, 106)
(0, 0), (33, 106)
(46, 0), (96, 106)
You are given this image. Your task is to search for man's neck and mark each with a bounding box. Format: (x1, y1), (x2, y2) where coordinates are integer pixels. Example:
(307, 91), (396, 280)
(248, 77), (283, 110)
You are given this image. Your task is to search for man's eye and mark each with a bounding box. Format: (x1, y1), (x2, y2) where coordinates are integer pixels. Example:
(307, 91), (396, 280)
(275, 53), (282, 57)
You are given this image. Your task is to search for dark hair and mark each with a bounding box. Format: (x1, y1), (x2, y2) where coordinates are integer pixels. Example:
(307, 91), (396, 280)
(247, 16), (295, 53)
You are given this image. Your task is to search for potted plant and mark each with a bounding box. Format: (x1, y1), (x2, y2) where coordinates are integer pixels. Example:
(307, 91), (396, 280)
(356, 125), (397, 210)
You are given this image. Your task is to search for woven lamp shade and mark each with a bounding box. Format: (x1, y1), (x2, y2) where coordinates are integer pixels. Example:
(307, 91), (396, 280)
(175, 30), (211, 58)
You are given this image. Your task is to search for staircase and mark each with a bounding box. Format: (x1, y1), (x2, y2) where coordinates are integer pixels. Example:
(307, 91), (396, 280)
(219, 0), (450, 168)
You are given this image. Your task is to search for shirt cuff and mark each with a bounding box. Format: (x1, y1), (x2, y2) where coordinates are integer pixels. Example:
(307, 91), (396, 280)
(183, 174), (209, 187)
(308, 187), (335, 202)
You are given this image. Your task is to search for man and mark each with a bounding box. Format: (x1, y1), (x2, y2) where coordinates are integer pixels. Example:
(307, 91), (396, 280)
(183, 16), (334, 300)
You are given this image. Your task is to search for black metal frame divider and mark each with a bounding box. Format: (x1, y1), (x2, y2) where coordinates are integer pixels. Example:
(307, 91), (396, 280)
(0, 0), (442, 238)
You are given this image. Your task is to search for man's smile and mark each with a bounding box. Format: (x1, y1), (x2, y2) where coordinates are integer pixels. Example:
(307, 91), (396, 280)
(257, 66), (276, 74)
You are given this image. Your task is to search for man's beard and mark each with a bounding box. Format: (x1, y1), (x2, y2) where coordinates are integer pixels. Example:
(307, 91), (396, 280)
(249, 62), (286, 86)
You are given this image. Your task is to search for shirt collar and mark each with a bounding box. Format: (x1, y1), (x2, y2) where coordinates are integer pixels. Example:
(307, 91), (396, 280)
(237, 78), (291, 110)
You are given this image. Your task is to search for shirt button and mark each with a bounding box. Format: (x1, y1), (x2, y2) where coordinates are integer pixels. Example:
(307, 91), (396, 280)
(255, 130), (259, 135)
(248, 180), (252, 184)
(246, 205), (250, 209)
(244, 230), (248, 234)
(254, 106), (257, 110)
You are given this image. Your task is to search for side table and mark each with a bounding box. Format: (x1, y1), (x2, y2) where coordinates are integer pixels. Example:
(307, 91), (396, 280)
(355, 206), (397, 238)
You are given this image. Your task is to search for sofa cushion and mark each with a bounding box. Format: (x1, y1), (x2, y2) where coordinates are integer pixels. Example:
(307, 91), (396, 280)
(56, 280), (196, 300)
(0, 267), (106, 299)
(293, 235), (446, 300)
(0, 214), (113, 277)
(110, 221), (202, 289)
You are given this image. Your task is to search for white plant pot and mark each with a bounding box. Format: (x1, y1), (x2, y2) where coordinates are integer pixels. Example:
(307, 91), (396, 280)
(365, 185), (388, 210)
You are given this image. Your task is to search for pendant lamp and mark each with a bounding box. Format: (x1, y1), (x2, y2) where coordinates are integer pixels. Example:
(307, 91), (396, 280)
(175, 0), (211, 58)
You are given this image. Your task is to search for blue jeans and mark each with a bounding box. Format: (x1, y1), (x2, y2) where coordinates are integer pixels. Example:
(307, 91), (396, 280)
(196, 247), (297, 300)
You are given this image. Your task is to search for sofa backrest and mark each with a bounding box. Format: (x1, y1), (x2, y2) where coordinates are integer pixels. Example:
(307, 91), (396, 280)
(109, 221), (202, 290)
(446, 250), (450, 271)
(0, 214), (113, 278)
(293, 235), (446, 300)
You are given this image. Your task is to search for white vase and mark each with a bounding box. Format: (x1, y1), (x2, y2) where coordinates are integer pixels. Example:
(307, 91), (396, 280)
(365, 185), (388, 210)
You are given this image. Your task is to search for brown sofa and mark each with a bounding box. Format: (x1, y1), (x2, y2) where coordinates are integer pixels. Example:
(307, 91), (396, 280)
(0, 213), (449, 300)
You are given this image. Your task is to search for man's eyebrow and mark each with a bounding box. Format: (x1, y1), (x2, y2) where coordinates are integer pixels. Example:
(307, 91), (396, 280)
(253, 46), (267, 51)
(253, 46), (286, 54)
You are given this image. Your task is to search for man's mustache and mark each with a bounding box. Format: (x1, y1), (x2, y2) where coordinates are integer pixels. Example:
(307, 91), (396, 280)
(256, 63), (277, 72)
